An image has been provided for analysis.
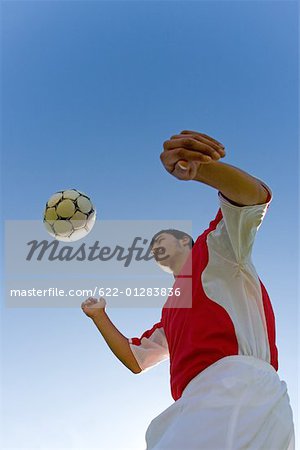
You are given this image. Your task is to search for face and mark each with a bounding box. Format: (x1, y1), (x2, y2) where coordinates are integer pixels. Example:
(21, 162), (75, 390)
(151, 233), (188, 272)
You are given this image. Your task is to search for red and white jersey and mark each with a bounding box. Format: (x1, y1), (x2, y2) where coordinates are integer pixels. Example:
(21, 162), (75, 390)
(129, 185), (277, 401)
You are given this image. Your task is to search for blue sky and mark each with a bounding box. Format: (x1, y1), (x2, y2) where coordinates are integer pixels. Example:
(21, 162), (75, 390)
(1, 1), (298, 449)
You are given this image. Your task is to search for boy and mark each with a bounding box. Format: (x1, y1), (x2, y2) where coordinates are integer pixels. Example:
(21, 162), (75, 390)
(82, 130), (295, 449)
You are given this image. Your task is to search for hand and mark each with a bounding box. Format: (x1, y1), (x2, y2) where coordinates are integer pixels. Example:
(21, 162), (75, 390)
(81, 297), (107, 320)
(160, 130), (226, 180)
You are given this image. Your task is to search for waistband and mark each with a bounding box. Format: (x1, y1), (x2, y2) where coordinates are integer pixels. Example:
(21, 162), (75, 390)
(182, 355), (278, 397)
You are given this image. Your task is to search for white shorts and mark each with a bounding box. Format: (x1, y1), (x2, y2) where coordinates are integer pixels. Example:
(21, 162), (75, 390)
(145, 356), (295, 450)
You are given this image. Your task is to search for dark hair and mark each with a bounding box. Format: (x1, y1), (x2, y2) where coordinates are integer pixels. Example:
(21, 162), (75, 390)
(150, 229), (194, 249)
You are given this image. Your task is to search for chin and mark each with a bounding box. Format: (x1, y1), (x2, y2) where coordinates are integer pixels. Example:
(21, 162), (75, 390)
(156, 262), (174, 274)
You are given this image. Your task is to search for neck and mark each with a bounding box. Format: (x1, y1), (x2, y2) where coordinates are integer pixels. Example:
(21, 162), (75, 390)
(171, 251), (190, 277)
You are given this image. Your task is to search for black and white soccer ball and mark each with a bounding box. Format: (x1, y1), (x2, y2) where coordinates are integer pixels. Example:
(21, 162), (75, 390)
(43, 189), (96, 242)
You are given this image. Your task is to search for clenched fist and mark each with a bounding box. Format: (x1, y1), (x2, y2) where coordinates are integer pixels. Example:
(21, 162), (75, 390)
(160, 130), (226, 180)
(81, 297), (107, 320)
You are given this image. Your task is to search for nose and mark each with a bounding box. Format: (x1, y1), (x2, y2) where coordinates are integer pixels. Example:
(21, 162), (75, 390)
(151, 240), (159, 251)
(151, 245), (159, 256)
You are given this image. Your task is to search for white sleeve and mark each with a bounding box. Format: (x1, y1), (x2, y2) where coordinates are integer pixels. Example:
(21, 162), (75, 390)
(129, 322), (169, 372)
(218, 182), (272, 263)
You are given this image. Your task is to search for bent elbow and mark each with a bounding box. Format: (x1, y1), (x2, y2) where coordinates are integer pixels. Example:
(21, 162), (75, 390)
(130, 365), (142, 374)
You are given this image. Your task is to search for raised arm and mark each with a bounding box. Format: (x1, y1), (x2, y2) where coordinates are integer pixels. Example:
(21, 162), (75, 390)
(195, 161), (269, 206)
(81, 297), (142, 374)
(161, 130), (268, 207)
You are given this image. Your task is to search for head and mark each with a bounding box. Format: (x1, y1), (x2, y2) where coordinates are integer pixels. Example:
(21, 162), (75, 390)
(150, 229), (194, 275)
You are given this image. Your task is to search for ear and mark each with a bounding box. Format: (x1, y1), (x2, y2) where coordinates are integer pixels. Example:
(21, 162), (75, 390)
(181, 235), (191, 247)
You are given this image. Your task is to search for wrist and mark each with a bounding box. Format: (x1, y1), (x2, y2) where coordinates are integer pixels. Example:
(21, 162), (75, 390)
(193, 160), (220, 182)
(92, 309), (107, 323)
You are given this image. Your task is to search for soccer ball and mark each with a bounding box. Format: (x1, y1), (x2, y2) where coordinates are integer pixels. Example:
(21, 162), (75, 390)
(43, 189), (96, 242)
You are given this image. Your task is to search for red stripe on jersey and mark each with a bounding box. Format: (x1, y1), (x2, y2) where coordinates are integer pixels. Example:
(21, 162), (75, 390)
(260, 280), (278, 370)
(130, 322), (163, 346)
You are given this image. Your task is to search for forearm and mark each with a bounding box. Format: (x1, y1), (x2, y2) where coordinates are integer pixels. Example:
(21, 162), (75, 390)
(194, 161), (269, 206)
(92, 311), (141, 374)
